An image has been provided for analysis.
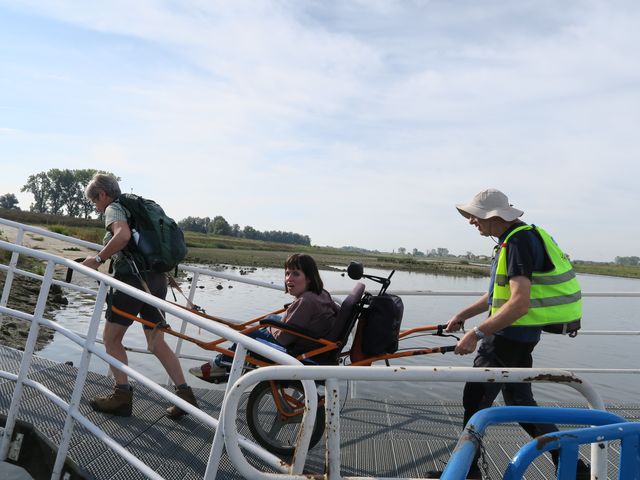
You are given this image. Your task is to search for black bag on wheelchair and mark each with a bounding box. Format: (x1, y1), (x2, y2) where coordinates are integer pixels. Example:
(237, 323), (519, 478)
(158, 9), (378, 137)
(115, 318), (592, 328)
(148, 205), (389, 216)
(361, 294), (404, 355)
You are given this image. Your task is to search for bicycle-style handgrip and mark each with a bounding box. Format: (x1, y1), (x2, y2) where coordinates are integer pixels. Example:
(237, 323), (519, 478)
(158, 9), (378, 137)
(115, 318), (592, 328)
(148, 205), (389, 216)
(440, 345), (457, 354)
(65, 257), (87, 284)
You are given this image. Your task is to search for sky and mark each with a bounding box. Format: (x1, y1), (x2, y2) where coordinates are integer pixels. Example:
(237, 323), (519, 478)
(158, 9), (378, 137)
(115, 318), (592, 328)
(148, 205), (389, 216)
(1, 1), (638, 262)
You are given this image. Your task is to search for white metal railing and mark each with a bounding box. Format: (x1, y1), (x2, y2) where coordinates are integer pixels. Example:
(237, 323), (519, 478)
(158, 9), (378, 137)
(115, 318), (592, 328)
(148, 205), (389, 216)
(221, 365), (609, 480)
(2, 216), (640, 479)
(0, 239), (315, 479)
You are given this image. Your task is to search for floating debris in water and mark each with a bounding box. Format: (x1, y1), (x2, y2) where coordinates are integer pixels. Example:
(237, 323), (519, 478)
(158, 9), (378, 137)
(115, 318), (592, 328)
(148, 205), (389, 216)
(216, 284), (223, 290)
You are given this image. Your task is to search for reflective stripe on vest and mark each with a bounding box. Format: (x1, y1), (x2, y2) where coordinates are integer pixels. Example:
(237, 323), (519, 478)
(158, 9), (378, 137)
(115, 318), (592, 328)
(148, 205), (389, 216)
(491, 225), (582, 327)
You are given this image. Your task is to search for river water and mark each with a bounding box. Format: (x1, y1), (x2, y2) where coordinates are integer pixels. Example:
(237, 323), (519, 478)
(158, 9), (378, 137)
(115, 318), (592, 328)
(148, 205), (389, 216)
(43, 265), (640, 405)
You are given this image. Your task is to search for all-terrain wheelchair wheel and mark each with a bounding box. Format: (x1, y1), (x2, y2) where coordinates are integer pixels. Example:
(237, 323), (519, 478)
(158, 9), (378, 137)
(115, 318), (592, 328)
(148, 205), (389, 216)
(246, 380), (325, 456)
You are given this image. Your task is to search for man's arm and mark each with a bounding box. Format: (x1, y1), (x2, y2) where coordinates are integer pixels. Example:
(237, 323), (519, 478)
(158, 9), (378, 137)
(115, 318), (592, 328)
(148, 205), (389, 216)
(445, 292), (490, 332)
(82, 220), (131, 270)
(453, 276), (531, 355)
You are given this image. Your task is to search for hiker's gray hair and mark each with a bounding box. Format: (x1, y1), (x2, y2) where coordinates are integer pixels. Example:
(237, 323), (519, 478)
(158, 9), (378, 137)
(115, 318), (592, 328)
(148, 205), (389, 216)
(85, 173), (121, 200)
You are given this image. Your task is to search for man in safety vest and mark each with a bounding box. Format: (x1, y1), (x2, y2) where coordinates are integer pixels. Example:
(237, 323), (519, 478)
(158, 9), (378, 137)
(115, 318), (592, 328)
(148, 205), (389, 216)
(444, 188), (588, 479)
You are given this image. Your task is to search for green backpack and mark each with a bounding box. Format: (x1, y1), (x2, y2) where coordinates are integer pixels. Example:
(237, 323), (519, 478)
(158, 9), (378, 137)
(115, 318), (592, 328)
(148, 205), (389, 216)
(116, 193), (187, 273)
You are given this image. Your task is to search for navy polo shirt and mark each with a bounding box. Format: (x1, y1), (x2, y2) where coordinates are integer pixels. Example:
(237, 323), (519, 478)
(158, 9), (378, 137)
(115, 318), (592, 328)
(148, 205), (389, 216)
(487, 222), (553, 344)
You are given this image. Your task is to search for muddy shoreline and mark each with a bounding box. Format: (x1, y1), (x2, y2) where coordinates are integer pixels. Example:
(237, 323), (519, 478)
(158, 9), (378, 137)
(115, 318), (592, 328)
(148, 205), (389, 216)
(0, 271), (69, 351)
(0, 226), (93, 352)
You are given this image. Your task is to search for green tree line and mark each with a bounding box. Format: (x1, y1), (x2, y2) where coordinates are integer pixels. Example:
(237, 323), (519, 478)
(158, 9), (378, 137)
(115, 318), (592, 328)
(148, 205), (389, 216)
(178, 215), (311, 246)
(615, 256), (640, 266)
(18, 168), (118, 218)
(7, 169), (311, 247)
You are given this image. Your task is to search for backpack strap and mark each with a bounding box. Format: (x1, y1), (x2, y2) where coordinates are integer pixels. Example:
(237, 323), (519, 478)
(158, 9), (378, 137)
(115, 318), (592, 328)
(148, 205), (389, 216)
(167, 275), (200, 311)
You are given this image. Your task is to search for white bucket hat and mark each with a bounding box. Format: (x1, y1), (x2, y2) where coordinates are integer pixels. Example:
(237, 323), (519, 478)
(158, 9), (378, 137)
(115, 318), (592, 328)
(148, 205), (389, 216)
(456, 188), (524, 221)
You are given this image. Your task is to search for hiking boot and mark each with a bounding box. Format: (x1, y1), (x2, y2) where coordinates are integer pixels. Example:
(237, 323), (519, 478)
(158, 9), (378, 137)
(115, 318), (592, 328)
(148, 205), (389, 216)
(90, 386), (133, 417)
(189, 361), (229, 384)
(166, 386), (199, 419)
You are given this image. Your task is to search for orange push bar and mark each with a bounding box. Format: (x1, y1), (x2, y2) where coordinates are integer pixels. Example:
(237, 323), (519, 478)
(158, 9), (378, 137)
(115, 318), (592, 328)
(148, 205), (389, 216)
(110, 304), (344, 366)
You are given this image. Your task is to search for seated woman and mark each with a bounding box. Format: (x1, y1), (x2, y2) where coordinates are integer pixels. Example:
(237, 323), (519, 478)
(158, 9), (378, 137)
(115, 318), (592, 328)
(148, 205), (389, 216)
(189, 253), (340, 382)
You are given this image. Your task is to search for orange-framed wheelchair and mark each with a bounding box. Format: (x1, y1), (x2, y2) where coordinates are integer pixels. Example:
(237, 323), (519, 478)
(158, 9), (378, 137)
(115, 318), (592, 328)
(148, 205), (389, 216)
(110, 262), (458, 455)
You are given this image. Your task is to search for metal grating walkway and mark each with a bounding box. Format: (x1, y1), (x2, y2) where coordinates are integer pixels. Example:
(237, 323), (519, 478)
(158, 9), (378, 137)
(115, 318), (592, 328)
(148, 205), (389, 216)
(0, 345), (636, 479)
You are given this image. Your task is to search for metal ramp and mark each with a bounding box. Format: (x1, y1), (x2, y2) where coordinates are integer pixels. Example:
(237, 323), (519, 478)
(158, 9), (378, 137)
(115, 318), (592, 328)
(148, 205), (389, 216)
(1, 345), (636, 479)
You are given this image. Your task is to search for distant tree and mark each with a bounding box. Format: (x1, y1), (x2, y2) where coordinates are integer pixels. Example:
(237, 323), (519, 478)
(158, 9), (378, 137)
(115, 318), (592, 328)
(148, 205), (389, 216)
(75, 169), (101, 219)
(47, 168), (76, 215)
(179, 215), (311, 246)
(21, 172), (50, 213)
(0, 193), (20, 210)
(210, 215), (232, 236)
(259, 230), (310, 245)
(397, 247), (406, 255)
(412, 248), (424, 256)
(179, 216), (210, 233)
(436, 247), (449, 257)
(615, 256), (640, 266)
(243, 225), (259, 240)
(21, 168), (118, 218)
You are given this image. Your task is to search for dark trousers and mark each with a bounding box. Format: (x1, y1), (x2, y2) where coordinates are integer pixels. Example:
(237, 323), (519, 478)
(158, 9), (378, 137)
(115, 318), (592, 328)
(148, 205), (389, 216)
(463, 334), (559, 466)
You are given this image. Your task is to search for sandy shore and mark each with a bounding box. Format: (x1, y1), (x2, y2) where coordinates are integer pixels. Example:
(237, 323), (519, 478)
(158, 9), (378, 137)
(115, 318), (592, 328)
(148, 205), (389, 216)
(1, 225), (99, 351)
(1, 225), (97, 260)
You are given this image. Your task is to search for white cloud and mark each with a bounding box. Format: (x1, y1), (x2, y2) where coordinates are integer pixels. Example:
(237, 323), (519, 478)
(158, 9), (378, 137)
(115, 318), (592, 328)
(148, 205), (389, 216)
(1, 0), (639, 260)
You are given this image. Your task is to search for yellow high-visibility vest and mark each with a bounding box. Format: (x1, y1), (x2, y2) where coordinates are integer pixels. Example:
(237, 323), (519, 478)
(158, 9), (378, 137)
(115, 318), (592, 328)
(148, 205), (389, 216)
(491, 225), (582, 330)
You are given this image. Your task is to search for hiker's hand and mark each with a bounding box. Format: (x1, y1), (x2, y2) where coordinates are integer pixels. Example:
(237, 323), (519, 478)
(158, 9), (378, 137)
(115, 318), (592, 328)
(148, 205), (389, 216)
(454, 330), (478, 355)
(82, 256), (101, 270)
(445, 316), (465, 333)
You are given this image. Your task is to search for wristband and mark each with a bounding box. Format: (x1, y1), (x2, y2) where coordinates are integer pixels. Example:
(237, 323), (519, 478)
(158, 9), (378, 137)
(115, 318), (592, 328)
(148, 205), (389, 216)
(473, 326), (485, 340)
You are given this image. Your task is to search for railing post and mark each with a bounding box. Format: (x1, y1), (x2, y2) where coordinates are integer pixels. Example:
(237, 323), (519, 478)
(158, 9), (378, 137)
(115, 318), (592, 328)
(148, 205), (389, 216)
(51, 280), (109, 479)
(173, 271), (199, 358)
(204, 342), (248, 480)
(0, 226), (24, 313)
(0, 259), (55, 460)
(325, 378), (342, 479)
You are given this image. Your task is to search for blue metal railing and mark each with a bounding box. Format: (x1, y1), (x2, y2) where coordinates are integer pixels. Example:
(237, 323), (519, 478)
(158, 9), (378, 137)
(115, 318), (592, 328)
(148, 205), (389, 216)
(442, 406), (640, 480)
(506, 420), (640, 479)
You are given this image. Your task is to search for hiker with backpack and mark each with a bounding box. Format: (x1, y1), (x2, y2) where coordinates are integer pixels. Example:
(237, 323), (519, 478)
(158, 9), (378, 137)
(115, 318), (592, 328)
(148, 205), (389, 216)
(82, 173), (198, 419)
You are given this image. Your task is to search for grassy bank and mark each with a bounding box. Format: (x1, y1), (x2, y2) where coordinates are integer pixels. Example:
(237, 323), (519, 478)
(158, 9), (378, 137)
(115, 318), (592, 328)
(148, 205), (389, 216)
(573, 261), (640, 279)
(184, 230), (490, 276)
(3, 209), (640, 279)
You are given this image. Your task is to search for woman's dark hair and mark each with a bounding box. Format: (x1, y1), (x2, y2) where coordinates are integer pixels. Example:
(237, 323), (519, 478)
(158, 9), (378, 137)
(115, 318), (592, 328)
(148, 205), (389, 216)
(284, 254), (323, 295)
